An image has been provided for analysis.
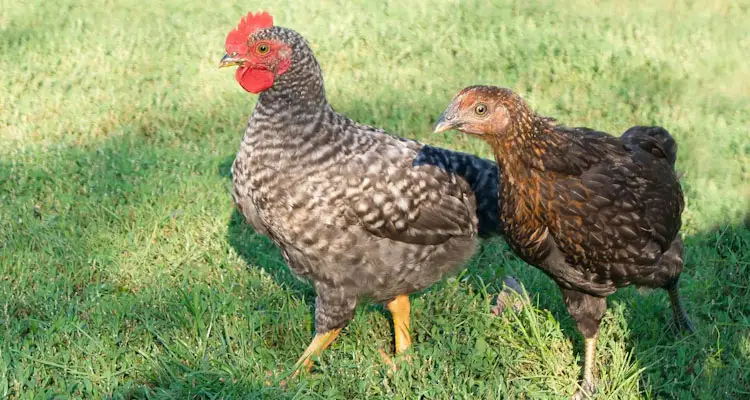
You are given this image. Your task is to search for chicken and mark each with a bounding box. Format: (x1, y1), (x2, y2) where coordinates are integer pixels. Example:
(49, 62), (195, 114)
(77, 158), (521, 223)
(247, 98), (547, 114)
(218, 12), (505, 373)
(434, 86), (695, 398)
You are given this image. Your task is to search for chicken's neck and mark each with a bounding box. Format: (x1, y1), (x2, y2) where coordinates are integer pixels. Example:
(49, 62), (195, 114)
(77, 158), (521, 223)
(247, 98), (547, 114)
(491, 115), (563, 262)
(250, 43), (334, 131)
(495, 113), (562, 176)
(255, 68), (329, 122)
(241, 55), (343, 164)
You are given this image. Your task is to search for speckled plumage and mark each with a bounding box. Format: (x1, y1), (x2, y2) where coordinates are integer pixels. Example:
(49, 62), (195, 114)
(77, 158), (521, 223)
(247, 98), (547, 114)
(229, 28), (500, 338)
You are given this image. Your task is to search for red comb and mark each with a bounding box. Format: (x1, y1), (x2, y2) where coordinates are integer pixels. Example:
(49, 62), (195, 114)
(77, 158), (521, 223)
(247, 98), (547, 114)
(225, 11), (274, 54)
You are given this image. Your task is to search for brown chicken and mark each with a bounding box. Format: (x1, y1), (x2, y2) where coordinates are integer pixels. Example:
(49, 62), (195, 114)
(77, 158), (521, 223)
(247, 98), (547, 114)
(218, 12), (509, 374)
(434, 86), (695, 398)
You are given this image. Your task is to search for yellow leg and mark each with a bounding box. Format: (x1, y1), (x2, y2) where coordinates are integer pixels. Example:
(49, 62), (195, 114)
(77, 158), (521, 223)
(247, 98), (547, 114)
(573, 335), (598, 400)
(387, 295), (411, 354)
(291, 328), (342, 377)
(582, 335), (597, 391)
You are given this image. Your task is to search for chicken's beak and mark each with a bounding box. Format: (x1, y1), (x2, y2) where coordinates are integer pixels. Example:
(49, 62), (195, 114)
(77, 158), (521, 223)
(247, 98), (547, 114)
(433, 107), (459, 134)
(219, 53), (243, 68)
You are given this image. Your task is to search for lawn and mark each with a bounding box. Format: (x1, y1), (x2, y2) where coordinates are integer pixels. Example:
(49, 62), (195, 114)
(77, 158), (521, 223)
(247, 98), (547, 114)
(1, 0), (749, 398)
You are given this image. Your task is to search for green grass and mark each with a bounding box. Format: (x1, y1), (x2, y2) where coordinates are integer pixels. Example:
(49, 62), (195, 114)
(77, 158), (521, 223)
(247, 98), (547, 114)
(1, 0), (749, 398)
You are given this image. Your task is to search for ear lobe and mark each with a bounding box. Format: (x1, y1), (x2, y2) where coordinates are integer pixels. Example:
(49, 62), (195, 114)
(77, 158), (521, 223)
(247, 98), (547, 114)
(272, 46), (292, 76)
(491, 106), (511, 133)
(278, 47), (292, 59)
(274, 58), (291, 76)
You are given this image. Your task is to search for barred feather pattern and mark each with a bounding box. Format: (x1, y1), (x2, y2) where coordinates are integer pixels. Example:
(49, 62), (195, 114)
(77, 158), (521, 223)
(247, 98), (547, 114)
(230, 27), (496, 333)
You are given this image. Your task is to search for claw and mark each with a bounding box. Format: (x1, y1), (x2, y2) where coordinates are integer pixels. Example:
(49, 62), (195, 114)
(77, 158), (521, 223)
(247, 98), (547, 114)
(378, 348), (397, 373)
(491, 276), (527, 315)
(291, 328), (342, 378)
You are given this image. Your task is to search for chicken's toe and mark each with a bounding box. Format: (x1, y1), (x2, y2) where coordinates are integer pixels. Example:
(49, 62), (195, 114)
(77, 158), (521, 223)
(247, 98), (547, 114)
(490, 276), (527, 315)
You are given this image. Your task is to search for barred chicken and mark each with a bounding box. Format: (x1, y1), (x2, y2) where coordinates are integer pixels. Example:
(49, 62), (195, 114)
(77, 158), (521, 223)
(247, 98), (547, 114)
(434, 86), (695, 398)
(219, 12), (503, 373)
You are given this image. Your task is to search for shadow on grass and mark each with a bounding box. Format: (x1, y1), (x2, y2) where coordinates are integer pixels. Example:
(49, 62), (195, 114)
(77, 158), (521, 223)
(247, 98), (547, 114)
(212, 89), (750, 397)
(626, 223), (750, 398)
(219, 157), (315, 300)
(3, 103), (747, 399)
(104, 216), (747, 399)
(0, 97), (316, 396)
(502, 221), (750, 398)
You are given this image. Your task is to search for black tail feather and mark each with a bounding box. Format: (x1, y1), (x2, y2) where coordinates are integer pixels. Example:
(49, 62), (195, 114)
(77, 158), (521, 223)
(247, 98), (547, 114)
(621, 126), (678, 168)
(413, 145), (502, 238)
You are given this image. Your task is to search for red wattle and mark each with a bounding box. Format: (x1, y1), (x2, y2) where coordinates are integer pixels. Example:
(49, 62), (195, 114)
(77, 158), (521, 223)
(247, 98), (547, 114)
(236, 67), (275, 94)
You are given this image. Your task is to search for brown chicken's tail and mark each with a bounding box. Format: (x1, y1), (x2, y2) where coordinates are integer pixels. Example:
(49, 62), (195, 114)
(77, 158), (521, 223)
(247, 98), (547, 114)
(621, 125), (682, 179)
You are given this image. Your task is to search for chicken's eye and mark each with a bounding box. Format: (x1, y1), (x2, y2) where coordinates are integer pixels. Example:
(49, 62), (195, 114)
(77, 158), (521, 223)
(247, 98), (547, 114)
(474, 103), (488, 115)
(257, 44), (270, 54)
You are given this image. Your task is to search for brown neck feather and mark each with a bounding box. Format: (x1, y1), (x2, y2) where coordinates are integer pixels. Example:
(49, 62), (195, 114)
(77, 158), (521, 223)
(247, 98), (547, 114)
(486, 106), (564, 256)
(489, 106), (559, 175)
